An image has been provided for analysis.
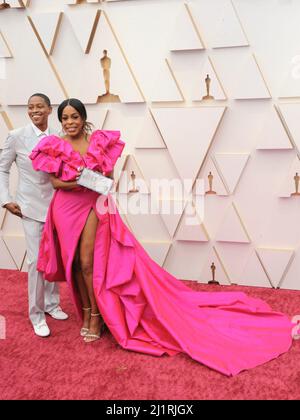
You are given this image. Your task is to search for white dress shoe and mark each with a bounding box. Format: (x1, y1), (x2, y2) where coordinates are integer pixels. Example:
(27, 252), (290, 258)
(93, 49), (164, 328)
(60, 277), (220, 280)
(34, 322), (50, 338)
(46, 306), (69, 321)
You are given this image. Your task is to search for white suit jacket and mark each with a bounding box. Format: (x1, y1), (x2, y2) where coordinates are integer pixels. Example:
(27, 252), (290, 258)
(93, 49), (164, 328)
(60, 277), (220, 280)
(0, 124), (58, 222)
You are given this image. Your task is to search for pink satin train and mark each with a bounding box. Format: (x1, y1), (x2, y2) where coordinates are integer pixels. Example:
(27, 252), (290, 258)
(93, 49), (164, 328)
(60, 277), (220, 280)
(30, 130), (294, 377)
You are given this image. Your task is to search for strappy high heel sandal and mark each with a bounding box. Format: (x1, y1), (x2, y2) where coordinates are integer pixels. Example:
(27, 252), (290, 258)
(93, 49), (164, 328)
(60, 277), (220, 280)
(84, 313), (104, 343)
(80, 307), (91, 337)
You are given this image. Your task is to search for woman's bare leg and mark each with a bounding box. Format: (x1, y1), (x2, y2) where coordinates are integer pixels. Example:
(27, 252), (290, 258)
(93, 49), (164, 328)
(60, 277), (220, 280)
(79, 209), (102, 341)
(73, 249), (91, 332)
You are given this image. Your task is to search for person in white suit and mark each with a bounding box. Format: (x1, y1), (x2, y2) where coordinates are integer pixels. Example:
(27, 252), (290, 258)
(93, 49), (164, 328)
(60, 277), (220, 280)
(0, 93), (68, 337)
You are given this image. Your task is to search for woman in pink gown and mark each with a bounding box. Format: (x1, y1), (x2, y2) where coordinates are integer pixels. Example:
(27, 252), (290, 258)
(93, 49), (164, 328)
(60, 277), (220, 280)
(30, 98), (294, 377)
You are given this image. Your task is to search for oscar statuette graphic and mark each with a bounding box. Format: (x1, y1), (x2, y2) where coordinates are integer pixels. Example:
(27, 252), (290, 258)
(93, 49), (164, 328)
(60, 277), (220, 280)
(0, 1), (10, 10)
(202, 74), (214, 101)
(129, 171), (139, 193)
(208, 262), (219, 285)
(97, 50), (121, 103)
(291, 172), (300, 196)
(205, 172), (217, 195)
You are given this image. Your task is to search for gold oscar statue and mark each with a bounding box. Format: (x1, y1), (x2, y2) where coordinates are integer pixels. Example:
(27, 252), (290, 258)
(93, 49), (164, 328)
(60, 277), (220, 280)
(202, 74), (214, 101)
(129, 171), (139, 193)
(97, 50), (121, 103)
(205, 172), (217, 195)
(291, 172), (300, 197)
(0, 1), (10, 10)
(208, 262), (219, 285)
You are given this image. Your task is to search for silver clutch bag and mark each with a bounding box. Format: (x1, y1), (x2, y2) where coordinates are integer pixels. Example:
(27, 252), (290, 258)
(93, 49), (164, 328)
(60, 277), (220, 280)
(77, 168), (114, 195)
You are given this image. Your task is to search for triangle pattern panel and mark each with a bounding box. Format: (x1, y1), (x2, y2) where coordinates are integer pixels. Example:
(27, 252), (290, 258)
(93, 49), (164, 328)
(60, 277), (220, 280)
(4, 1), (26, 8)
(117, 154), (149, 194)
(135, 110), (166, 149)
(0, 238), (17, 270)
(190, 0), (249, 49)
(0, 111), (13, 149)
(134, 148), (184, 201)
(213, 153), (250, 194)
(84, 106), (108, 130)
(29, 12), (63, 55)
(214, 243), (251, 285)
(21, 252), (28, 273)
(163, 240), (209, 281)
(280, 251), (300, 291)
(278, 156), (300, 198)
(0, 208), (6, 229)
(278, 103), (300, 156)
(234, 54), (271, 99)
(140, 241), (171, 267)
(3, 235), (27, 270)
(3, 13), (65, 105)
(1, 211), (24, 236)
(169, 3), (204, 52)
(175, 201), (209, 242)
(212, 50), (271, 100)
(215, 203), (251, 243)
(256, 247), (295, 289)
(67, 9), (100, 54)
(0, 31), (13, 58)
(238, 250), (272, 288)
(151, 107), (226, 190)
(62, 10), (144, 103)
(159, 199), (186, 238)
(192, 57), (227, 101)
(196, 158), (228, 196)
(151, 59), (184, 103)
(123, 197), (171, 243)
(256, 105), (293, 150)
(113, 153), (128, 187)
(200, 246), (231, 285)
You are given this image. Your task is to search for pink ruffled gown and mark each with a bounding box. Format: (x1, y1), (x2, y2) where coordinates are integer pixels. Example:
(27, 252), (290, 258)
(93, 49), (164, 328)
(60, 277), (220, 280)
(30, 130), (294, 377)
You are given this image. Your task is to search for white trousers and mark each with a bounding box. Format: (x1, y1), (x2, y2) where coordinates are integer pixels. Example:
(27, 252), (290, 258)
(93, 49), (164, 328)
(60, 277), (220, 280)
(22, 216), (60, 326)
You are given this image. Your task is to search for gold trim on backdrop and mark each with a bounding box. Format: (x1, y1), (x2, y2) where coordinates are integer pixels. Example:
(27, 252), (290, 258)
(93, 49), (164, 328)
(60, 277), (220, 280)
(50, 12), (63, 55)
(232, 202), (252, 243)
(2, 235), (26, 270)
(256, 247), (295, 289)
(273, 104), (294, 149)
(103, 10), (146, 102)
(230, 0), (250, 46)
(255, 249), (275, 288)
(213, 245), (232, 284)
(276, 105), (300, 158)
(27, 16), (69, 99)
(185, 2), (206, 49)
(148, 108), (168, 150)
(85, 10), (101, 54)
(252, 53), (272, 98)
(165, 58), (185, 102)
(1, 236), (18, 270)
(0, 111), (14, 130)
(101, 109), (109, 129)
(191, 106), (227, 192)
(0, 31), (13, 58)
(207, 56), (228, 100)
(20, 251), (27, 272)
(212, 152), (250, 195)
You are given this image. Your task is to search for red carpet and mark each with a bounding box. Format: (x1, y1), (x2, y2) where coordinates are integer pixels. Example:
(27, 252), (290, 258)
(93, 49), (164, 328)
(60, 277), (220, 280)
(0, 269), (299, 400)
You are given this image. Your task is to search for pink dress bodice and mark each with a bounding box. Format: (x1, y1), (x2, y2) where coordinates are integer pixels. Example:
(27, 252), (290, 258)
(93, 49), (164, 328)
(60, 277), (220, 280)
(30, 130), (125, 180)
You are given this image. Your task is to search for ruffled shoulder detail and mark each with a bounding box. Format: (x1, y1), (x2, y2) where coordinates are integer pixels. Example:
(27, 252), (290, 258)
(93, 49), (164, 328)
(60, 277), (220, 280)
(30, 135), (82, 179)
(85, 130), (125, 174)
